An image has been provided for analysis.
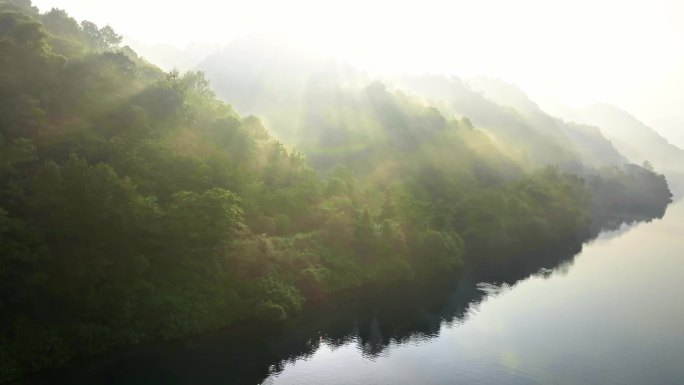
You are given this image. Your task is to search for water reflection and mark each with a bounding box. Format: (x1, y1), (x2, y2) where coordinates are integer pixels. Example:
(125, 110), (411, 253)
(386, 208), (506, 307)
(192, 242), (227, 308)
(19, 208), (670, 385)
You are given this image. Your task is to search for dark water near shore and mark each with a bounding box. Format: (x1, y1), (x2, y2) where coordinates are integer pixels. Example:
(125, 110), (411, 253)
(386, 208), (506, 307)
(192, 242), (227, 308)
(22, 202), (684, 385)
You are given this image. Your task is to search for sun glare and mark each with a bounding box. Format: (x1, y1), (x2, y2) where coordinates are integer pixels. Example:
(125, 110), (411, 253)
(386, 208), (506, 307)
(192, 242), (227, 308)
(31, 0), (684, 137)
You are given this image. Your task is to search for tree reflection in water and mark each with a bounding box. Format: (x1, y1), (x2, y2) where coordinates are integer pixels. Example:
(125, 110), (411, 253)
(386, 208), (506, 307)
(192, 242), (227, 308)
(19, 210), (665, 385)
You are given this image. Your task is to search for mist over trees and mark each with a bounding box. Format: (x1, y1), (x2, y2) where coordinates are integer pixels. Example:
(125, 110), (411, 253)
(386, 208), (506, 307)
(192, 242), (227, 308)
(560, 103), (684, 198)
(0, 2), (673, 382)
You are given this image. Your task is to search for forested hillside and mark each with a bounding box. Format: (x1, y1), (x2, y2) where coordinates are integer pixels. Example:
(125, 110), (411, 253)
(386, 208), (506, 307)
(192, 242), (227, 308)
(577, 104), (684, 197)
(0, 1), (672, 382)
(197, 41), (629, 173)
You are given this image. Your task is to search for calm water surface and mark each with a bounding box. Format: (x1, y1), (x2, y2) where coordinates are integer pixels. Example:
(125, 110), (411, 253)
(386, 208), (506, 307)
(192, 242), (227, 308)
(26, 201), (684, 385)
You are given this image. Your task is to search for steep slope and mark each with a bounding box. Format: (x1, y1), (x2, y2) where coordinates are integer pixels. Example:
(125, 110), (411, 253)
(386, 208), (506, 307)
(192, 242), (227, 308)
(197, 36), (372, 145)
(556, 103), (684, 197)
(466, 77), (628, 169)
(199, 43), (629, 174)
(402, 75), (628, 171)
(198, 41), (671, 232)
(0, 2), (672, 382)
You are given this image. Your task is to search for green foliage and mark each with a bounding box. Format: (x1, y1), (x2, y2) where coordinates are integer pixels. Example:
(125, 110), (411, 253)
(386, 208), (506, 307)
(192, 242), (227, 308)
(165, 188), (244, 253)
(590, 164), (672, 222)
(0, 3), (672, 383)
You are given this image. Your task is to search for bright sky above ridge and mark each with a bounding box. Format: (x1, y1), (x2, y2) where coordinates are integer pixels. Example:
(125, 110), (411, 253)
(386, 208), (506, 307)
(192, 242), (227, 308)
(31, 0), (684, 146)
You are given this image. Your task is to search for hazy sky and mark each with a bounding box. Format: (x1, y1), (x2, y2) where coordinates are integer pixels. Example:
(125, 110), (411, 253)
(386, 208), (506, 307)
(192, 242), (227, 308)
(32, 0), (684, 145)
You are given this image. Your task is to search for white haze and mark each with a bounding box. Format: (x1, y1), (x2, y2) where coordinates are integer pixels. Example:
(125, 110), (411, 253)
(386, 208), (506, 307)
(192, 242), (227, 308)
(32, 0), (684, 147)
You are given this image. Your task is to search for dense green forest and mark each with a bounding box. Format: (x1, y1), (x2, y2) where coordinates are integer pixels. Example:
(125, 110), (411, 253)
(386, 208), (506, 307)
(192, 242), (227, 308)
(0, 1), (672, 382)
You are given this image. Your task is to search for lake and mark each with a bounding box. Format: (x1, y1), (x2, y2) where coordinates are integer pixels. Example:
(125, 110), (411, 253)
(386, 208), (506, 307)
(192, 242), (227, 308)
(21, 201), (684, 385)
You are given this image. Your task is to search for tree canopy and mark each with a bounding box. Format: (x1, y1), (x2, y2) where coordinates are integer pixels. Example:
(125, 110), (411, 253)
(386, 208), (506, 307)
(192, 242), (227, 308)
(0, 2), (672, 382)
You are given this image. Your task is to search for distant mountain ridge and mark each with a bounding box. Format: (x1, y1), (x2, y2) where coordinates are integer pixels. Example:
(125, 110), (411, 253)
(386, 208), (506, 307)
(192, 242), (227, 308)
(390, 75), (629, 172)
(549, 103), (684, 197)
(197, 40), (631, 176)
(0, 3), (673, 382)
(132, 36), (678, 192)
